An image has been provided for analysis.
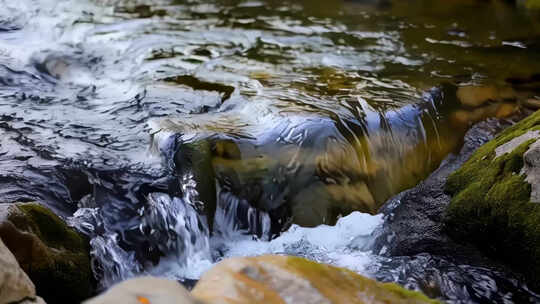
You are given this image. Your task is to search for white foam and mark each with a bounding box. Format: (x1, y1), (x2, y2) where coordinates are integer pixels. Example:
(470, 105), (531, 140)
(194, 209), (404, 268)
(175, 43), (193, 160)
(157, 211), (384, 280)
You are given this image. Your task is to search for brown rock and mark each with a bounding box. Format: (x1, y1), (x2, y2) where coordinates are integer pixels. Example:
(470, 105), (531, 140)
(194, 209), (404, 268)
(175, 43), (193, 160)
(523, 98), (540, 110)
(457, 86), (499, 107)
(192, 255), (440, 304)
(83, 277), (200, 304)
(0, 238), (44, 304)
(456, 85), (516, 108)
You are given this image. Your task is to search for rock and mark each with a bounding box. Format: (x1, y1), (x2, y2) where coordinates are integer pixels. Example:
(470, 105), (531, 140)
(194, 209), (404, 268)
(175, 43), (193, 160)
(523, 98), (540, 110)
(373, 117), (512, 258)
(164, 75), (235, 102)
(175, 139), (217, 229)
(449, 102), (519, 129)
(0, 238), (44, 304)
(456, 85), (516, 108)
(0, 202), (94, 303)
(522, 139), (540, 202)
(371, 114), (540, 302)
(445, 109), (540, 291)
(494, 130), (540, 158)
(83, 276), (200, 304)
(192, 255), (440, 304)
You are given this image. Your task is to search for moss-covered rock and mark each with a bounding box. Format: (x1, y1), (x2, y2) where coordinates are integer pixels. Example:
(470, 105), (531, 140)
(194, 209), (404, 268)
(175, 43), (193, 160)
(0, 202), (94, 303)
(445, 109), (540, 291)
(192, 255), (441, 304)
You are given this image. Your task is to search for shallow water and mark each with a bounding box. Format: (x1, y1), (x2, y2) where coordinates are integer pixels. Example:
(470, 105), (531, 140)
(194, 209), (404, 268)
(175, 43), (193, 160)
(2, 0), (540, 302)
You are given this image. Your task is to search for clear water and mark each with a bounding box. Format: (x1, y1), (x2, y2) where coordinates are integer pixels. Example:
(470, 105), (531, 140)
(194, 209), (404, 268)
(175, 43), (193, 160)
(2, 0), (540, 303)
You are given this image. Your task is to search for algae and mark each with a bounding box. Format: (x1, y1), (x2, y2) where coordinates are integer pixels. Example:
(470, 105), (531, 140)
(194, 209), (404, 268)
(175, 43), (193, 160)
(8, 203), (94, 303)
(18, 203), (85, 252)
(445, 110), (540, 291)
(285, 256), (441, 304)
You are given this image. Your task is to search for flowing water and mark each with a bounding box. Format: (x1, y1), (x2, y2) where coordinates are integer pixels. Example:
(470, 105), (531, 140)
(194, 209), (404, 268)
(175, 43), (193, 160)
(1, 0), (540, 303)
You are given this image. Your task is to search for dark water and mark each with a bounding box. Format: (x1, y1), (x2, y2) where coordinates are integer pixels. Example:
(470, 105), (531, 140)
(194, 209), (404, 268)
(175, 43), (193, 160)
(1, 0), (540, 303)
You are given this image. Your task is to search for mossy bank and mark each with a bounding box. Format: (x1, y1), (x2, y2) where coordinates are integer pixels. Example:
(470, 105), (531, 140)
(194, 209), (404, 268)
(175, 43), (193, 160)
(445, 109), (540, 291)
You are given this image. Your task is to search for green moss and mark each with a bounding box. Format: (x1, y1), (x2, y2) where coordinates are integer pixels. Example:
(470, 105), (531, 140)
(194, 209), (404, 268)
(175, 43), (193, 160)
(13, 203), (94, 303)
(18, 203), (85, 251)
(446, 109), (540, 193)
(445, 110), (540, 291)
(286, 256), (441, 304)
(379, 281), (439, 303)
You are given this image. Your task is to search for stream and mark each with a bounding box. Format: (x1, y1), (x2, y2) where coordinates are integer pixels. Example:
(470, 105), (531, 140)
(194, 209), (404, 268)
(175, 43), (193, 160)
(1, 0), (540, 303)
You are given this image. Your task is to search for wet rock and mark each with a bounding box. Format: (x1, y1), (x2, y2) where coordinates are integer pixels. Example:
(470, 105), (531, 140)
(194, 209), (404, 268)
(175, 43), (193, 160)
(372, 113), (540, 302)
(83, 277), (200, 304)
(449, 102), (519, 128)
(164, 75), (235, 103)
(0, 238), (44, 304)
(373, 117), (513, 257)
(456, 85), (515, 107)
(175, 140), (217, 228)
(445, 109), (540, 291)
(192, 255), (440, 304)
(290, 182), (377, 227)
(155, 84), (522, 231)
(0, 202), (94, 303)
(115, 5), (167, 18)
(524, 97), (540, 109)
(522, 138), (540, 202)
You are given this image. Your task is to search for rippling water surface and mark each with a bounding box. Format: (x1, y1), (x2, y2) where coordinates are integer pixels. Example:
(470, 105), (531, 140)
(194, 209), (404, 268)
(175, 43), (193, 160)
(2, 0), (540, 303)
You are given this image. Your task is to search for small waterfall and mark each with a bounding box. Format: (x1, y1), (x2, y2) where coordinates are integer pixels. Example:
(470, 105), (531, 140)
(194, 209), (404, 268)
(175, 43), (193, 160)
(139, 192), (211, 270)
(213, 190), (272, 241)
(68, 171), (214, 289)
(68, 170), (275, 289)
(90, 233), (142, 288)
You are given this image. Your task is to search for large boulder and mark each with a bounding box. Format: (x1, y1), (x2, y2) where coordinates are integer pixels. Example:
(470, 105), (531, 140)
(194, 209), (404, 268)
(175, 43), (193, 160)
(192, 255), (440, 304)
(445, 109), (540, 291)
(0, 238), (44, 304)
(0, 202), (94, 303)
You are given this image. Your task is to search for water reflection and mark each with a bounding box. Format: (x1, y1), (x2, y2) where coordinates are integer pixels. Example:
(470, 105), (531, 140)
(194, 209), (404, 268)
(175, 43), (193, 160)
(153, 83), (529, 229)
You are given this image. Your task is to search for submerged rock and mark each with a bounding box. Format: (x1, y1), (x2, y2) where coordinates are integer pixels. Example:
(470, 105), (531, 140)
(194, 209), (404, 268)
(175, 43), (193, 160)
(192, 255), (440, 304)
(0, 238), (44, 304)
(0, 202), (94, 303)
(445, 109), (540, 291)
(456, 85), (516, 107)
(154, 86), (454, 230)
(154, 84), (523, 232)
(524, 98), (540, 110)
